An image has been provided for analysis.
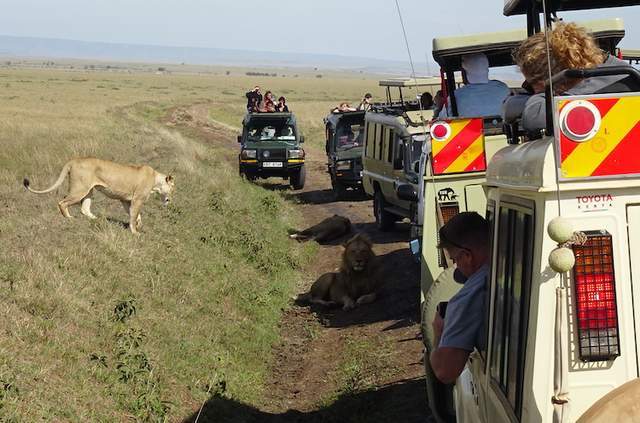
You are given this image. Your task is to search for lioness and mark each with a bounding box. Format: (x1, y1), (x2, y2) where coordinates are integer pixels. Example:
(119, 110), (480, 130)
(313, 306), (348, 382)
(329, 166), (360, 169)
(289, 214), (352, 243)
(24, 158), (174, 234)
(297, 233), (382, 310)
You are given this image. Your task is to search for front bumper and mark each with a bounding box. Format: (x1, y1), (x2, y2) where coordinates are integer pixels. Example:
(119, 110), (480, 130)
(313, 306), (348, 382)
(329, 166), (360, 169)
(239, 159), (304, 177)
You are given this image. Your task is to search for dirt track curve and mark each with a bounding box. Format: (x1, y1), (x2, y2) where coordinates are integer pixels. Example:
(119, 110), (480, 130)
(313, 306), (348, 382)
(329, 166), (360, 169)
(169, 104), (430, 423)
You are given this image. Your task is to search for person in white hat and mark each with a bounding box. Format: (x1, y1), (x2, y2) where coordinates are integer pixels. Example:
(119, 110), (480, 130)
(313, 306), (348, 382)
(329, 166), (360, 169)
(439, 53), (510, 118)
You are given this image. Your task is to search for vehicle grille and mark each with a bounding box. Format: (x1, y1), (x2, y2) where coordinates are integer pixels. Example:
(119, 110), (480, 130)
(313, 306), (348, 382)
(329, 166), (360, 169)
(259, 149), (286, 160)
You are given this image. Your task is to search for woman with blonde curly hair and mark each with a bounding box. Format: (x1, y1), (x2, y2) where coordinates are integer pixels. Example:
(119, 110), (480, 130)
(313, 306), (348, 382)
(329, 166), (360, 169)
(504, 22), (636, 133)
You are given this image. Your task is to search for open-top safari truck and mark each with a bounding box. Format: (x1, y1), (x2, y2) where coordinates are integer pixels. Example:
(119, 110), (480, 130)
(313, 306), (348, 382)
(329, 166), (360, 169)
(361, 77), (441, 231)
(423, 0), (640, 421)
(396, 28), (527, 423)
(238, 112), (306, 190)
(415, 16), (629, 423)
(324, 110), (366, 198)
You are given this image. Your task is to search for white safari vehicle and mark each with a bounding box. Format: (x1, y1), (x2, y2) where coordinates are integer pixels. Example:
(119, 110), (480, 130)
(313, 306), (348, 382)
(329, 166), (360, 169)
(362, 78), (438, 231)
(413, 27), (526, 423)
(424, 1), (640, 422)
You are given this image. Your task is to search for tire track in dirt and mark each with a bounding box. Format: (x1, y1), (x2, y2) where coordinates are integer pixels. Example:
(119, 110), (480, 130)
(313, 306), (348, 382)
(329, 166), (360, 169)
(169, 104), (430, 422)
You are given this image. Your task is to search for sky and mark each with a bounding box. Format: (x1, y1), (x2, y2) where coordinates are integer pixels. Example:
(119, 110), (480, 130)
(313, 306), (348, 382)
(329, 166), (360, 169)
(1, 0), (639, 67)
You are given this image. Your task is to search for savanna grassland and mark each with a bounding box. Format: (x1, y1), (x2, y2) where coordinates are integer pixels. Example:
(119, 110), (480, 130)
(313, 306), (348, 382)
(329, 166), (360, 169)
(0, 66), (384, 420)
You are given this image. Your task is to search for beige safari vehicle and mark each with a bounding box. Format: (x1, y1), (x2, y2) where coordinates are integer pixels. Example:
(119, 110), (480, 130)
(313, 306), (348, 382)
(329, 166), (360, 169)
(425, 1), (639, 422)
(407, 27), (527, 423)
(362, 78), (439, 231)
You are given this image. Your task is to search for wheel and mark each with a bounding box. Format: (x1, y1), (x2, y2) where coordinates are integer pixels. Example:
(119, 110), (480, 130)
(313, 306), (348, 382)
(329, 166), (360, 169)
(290, 165), (306, 190)
(331, 176), (348, 199)
(374, 190), (395, 231)
(240, 171), (256, 182)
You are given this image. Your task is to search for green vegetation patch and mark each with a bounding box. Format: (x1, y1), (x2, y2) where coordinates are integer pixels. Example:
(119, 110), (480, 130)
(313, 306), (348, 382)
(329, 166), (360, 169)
(0, 70), (315, 420)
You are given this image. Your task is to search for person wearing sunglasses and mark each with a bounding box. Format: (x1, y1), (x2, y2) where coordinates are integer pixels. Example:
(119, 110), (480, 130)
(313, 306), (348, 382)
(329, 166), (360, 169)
(430, 211), (490, 384)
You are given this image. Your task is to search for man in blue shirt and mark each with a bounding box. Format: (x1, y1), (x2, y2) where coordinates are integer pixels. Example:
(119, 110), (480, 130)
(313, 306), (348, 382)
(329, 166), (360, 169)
(439, 53), (510, 118)
(430, 212), (490, 384)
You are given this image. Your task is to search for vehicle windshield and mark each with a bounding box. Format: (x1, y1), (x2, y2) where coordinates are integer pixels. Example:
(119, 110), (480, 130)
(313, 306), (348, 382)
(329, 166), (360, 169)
(335, 122), (364, 151)
(404, 134), (427, 180)
(246, 118), (296, 142)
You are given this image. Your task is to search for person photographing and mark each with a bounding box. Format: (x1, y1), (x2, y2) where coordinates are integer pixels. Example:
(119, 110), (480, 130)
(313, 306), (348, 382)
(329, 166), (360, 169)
(430, 212), (490, 384)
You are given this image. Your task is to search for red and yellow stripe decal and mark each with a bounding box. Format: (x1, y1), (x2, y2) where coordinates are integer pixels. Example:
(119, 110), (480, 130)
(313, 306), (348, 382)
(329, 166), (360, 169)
(431, 118), (485, 175)
(559, 96), (640, 178)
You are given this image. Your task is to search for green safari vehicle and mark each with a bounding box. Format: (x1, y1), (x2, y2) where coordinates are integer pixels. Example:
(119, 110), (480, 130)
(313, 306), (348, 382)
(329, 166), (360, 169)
(238, 112), (306, 190)
(324, 110), (366, 198)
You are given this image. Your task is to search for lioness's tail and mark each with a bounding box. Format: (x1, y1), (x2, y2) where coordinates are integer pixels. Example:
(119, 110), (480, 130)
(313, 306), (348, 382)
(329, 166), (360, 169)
(23, 161), (71, 194)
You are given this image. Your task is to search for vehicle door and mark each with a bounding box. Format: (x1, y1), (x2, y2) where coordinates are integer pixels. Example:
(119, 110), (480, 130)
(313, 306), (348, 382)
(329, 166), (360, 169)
(482, 198), (535, 423)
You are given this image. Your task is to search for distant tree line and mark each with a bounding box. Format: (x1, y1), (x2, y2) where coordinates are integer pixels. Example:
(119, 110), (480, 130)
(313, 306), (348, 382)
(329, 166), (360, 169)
(245, 71), (278, 77)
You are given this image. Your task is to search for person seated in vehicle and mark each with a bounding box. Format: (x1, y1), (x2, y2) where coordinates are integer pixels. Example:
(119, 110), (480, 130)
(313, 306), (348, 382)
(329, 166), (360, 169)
(332, 102), (357, 113)
(246, 86), (262, 111)
(279, 126), (294, 138)
(504, 22), (640, 134)
(430, 212), (490, 384)
(420, 92), (434, 110)
(357, 93), (373, 111)
(276, 96), (289, 112)
(261, 126), (276, 139)
(433, 90), (445, 116)
(259, 91), (277, 112)
(439, 53), (510, 118)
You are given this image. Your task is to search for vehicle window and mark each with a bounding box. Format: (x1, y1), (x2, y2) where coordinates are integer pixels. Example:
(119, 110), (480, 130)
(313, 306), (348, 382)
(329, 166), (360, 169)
(377, 125), (384, 161)
(386, 129), (394, 163)
(372, 123), (378, 159)
(336, 123), (363, 151)
(365, 122), (374, 158)
(489, 202), (533, 419)
(246, 121), (295, 141)
(404, 134), (426, 178)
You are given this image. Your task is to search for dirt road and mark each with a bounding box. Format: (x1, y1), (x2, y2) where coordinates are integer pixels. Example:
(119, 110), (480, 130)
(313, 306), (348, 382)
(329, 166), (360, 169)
(172, 105), (430, 423)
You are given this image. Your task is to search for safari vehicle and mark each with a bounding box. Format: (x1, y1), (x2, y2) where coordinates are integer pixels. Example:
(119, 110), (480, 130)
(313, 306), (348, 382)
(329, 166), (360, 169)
(362, 78), (439, 230)
(392, 28), (527, 423)
(421, 1), (640, 422)
(238, 112), (306, 189)
(324, 110), (365, 198)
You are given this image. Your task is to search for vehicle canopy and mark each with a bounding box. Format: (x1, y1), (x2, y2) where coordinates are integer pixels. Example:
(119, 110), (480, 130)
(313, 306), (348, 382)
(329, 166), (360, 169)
(379, 77), (445, 110)
(620, 48), (640, 63)
(504, 0), (640, 16)
(433, 28), (527, 71)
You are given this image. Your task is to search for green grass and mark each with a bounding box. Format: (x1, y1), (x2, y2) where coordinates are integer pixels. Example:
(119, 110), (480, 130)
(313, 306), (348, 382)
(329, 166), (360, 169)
(0, 68), (331, 420)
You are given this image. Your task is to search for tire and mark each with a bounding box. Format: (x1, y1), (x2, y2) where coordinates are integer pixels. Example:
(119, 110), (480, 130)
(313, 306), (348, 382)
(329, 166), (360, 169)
(291, 165), (306, 190)
(374, 190), (395, 231)
(331, 176), (348, 199)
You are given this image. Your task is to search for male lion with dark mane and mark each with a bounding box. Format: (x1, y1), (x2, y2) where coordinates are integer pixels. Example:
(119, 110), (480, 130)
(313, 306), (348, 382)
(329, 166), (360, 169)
(297, 233), (383, 310)
(24, 158), (174, 234)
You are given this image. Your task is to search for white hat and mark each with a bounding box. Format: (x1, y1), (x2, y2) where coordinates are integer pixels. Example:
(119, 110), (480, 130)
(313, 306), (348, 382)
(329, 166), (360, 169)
(462, 53), (489, 84)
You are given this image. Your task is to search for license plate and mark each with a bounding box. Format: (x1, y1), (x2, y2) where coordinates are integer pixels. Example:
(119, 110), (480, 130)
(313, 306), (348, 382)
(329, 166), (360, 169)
(262, 162), (283, 168)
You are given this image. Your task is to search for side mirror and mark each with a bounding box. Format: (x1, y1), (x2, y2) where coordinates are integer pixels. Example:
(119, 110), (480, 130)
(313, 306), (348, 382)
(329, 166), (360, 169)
(393, 158), (403, 170)
(299, 135), (305, 143)
(237, 135), (242, 143)
(396, 183), (418, 202)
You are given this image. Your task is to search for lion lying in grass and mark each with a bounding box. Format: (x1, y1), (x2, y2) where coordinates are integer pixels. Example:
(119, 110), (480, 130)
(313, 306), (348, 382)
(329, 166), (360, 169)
(289, 214), (351, 243)
(297, 233), (383, 310)
(24, 158), (174, 234)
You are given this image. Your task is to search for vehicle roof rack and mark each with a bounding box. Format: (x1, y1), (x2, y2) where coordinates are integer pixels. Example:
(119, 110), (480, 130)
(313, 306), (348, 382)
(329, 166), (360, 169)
(620, 48), (640, 63)
(378, 76), (456, 88)
(504, 0), (640, 16)
(433, 28), (527, 70)
(433, 18), (625, 71)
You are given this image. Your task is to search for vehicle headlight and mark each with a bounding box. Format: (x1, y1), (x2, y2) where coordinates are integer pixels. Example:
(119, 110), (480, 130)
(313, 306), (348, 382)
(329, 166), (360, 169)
(241, 149), (257, 159)
(289, 149), (305, 159)
(336, 160), (352, 170)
